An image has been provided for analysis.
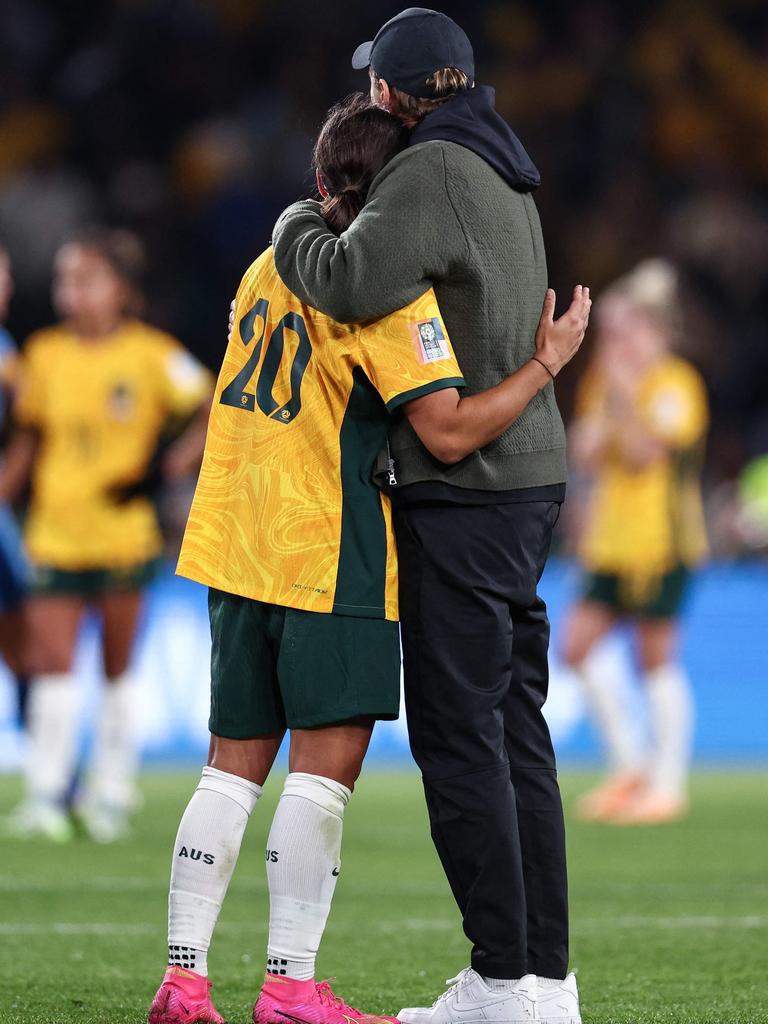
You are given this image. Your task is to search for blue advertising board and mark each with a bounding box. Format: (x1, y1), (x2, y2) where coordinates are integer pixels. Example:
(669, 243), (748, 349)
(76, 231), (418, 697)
(0, 559), (766, 770)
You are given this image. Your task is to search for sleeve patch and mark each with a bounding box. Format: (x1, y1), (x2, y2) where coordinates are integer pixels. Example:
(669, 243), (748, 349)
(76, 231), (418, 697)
(648, 389), (688, 432)
(166, 351), (206, 392)
(409, 318), (451, 364)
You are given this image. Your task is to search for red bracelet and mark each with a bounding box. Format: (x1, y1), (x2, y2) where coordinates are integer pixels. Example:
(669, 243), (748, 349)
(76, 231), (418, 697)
(532, 356), (555, 380)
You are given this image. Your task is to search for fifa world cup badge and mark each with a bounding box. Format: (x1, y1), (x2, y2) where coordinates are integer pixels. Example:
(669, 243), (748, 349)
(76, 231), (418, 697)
(410, 318), (450, 364)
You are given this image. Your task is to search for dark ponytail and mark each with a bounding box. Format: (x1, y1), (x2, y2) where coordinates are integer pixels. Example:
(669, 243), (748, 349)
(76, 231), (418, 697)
(313, 94), (407, 234)
(320, 187), (366, 236)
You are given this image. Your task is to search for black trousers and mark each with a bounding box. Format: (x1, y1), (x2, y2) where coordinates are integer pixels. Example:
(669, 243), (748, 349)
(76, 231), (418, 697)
(395, 500), (568, 980)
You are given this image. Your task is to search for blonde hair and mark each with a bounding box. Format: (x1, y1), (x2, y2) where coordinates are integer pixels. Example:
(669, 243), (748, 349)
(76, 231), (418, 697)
(372, 67), (471, 122)
(599, 258), (679, 332)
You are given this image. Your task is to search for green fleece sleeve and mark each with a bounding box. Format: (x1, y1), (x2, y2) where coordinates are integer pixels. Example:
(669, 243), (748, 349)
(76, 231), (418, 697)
(271, 144), (468, 324)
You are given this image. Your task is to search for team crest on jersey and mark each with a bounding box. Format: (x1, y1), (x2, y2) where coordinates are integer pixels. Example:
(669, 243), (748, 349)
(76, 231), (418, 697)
(409, 317), (449, 364)
(108, 382), (136, 421)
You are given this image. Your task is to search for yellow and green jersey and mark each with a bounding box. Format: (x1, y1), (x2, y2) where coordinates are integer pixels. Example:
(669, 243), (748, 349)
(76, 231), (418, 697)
(578, 355), (709, 576)
(16, 320), (211, 570)
(177, 248), (465, 621)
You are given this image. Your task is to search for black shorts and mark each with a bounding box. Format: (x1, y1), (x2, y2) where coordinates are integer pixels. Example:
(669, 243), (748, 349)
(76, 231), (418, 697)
(207, 588), (401, 738)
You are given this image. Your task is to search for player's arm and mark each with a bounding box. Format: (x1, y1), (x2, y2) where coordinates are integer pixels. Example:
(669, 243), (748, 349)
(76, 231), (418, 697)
(0, 426), (38, 502)
(568, 419), (610, 471)
(404, 287), (591, 465)
(569, 402), (617, 471)
(570, 361), (662, 472)
(611, 414), (667, 469)
(272, 150), (461, 324)
(155, 341), (214, 480)
(162, 396), (213, 480)
(0, 339), (43, 500)
(616, 368), (708, 470)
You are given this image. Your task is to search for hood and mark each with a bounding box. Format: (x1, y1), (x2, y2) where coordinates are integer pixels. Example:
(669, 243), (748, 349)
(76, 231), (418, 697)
(408, 84), (540, 192)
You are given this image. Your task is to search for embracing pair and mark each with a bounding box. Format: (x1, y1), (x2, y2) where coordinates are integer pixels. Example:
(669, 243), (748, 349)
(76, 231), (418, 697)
(150, 10), (590, 1024)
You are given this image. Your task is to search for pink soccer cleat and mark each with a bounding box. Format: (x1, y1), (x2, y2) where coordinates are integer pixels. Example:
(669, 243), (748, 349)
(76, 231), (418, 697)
(148, 966), (226, 1024)
(253, 974), (399, 1024)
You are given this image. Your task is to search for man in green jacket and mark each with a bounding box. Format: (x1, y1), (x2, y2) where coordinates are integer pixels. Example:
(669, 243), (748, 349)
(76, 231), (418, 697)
(272, 10), (581, 1024)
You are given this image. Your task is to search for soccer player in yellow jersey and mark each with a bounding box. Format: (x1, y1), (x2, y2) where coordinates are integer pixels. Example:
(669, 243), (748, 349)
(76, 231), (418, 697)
(562, 260), (708, 825)
(0, 229), (212, 843)
(148, 94), (590, 1024)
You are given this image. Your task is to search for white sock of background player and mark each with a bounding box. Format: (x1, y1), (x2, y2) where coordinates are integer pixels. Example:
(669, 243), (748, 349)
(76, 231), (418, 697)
(88, 669), (140, 812)
(576, 649), (644, 775)
(644, 662), (694, 799)
(26, 673), (81, 808)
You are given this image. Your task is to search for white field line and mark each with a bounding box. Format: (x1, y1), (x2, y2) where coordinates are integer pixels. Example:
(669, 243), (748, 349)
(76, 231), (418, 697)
(0, 922), (155, 935)
(0, 915), (765, 938)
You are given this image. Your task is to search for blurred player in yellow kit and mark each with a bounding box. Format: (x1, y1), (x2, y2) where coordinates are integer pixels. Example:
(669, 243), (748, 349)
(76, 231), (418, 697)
(562, 260), (708, 824)
(0, 229), (211, 842)
(148, 94), (589, 1024)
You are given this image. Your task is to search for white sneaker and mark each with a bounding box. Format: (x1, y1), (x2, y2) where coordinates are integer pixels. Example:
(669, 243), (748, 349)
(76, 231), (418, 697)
(79, 803), (130, 843)
(4, 800), (74, 842)
(399, 968), (538, 1024)
(537, 974), (581, 1024)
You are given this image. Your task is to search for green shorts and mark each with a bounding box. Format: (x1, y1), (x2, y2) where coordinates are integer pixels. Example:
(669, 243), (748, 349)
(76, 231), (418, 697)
(582, 566), (690, 619)
(208, 588), (401, 737)
(29, 560), (159, 597)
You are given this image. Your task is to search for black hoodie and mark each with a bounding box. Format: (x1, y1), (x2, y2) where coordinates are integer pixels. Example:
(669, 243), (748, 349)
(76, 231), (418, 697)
(409, 84), (541, 192)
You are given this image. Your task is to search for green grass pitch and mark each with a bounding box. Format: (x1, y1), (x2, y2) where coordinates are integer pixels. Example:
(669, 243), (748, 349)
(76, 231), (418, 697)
(1, 771), (766, 1024)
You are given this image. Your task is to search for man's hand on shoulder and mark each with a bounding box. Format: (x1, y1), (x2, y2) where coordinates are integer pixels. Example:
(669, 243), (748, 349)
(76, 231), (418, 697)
(271, 148), (457, 325)
(273, 199), (325, 239)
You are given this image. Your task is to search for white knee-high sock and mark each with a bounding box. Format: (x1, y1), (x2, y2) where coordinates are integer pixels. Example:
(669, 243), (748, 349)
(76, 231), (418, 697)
(88, 671), (139, 810)
(168, 766), (262, 976)
(645, 663), (694, 798)
(266, 772), (351, 981)
(576, 652), (644, 774)
(26, 673), (80, 805)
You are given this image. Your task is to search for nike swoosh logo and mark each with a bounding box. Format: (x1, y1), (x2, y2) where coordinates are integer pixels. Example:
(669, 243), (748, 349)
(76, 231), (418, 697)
(276, 1011), (313, 1024)
(332, 868), (340, 876)
(169, 968), (198, 980)
(447, 996), (535, 1017)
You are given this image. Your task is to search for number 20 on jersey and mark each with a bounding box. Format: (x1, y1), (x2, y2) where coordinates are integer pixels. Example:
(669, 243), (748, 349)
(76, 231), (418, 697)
(220, 298), (312, 424)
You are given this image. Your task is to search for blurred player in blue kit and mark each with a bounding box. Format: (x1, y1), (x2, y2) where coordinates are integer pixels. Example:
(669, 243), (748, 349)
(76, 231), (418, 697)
(0, 244), (29, 683)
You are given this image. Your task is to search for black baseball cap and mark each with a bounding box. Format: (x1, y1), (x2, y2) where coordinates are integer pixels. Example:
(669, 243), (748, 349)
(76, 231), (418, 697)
(352, 8), (474, 99)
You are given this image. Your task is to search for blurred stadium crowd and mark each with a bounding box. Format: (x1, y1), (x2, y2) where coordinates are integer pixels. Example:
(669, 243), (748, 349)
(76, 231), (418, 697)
(1, 0), (768, 552)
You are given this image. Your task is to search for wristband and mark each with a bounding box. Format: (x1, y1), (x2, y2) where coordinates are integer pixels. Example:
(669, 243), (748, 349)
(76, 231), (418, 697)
(532, 356), (556, 380)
